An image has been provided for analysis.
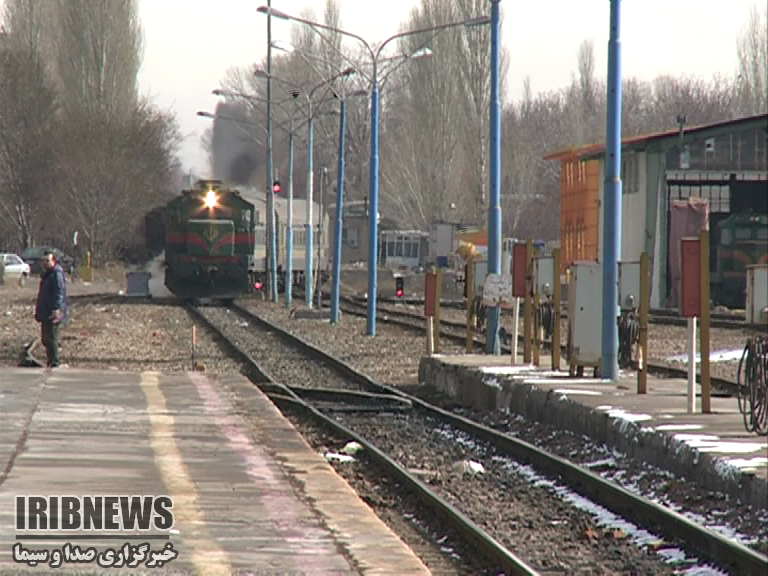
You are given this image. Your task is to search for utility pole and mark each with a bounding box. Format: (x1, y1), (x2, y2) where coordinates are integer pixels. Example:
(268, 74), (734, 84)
(266, 0), (277, 302)
(601, 0), (623, 381)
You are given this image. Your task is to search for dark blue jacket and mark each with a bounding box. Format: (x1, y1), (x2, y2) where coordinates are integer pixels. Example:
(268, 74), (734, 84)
(35, 264), (68, 323)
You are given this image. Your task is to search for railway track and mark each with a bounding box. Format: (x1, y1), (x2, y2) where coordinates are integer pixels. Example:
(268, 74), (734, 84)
(369, 295), (765, 331)
(187, 301), (767, 575)
(338, 295), (746, 396)
(185, 303), (535, 575)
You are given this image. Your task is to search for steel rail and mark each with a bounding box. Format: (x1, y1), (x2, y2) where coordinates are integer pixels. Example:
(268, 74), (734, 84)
(183, 302), (537, 575)
(229, 302), (768, 575)
(269, 393), (538, 576)
(337, 295), (744, 396)
(354, 295), (764, 330)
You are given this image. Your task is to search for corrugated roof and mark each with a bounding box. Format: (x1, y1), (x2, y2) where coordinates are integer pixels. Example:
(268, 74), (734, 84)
(544, 113), (768, 161)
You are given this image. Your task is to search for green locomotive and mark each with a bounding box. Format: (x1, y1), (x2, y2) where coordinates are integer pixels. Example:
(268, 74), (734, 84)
(164, 180), (256, 302)
(712, 210), (768, 309)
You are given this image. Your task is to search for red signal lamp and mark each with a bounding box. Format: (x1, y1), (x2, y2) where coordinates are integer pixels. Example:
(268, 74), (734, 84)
(272, 180), (281, 194)
(395, 276), (404, 298)
(253, 281), (263, 290)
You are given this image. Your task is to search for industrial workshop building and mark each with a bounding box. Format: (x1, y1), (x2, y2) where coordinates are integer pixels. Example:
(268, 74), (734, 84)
(546, 113), (768, 308)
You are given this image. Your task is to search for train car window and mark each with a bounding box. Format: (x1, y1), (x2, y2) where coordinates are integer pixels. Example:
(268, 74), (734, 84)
(757, 228), (768, 240)
(735, 228), (752, 240)
(720, 228), (732, 245)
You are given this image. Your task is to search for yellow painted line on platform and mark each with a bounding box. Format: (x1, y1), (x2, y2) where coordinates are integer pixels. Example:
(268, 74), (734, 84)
(140, 372), (231, 576)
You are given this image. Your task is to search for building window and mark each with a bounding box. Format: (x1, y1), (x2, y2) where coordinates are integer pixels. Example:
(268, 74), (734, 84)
(347, 227), (359, 247)
(622, 153), (639, 194)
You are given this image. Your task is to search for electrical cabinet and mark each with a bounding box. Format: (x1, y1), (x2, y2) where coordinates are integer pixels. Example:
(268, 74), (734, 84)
(568, 261), (602, 375)
(618, 261), (640, 311)
(746, 265), (768, 324)
(502, 238), (518, 275)
(473, 259), (487, 294)
(533, 256), (555, 297)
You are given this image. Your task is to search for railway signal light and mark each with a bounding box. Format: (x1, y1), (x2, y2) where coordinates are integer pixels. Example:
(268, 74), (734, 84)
(396, 277), (404, 298)
(272, 180), (281, 194)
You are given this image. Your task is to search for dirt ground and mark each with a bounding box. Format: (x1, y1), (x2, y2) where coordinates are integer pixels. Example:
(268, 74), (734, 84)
(340, 268), (463, 300)
(0, 264), (132, 365)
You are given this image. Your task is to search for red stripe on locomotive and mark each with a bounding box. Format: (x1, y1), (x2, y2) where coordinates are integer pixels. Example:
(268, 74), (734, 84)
(178, 255), (242, 263)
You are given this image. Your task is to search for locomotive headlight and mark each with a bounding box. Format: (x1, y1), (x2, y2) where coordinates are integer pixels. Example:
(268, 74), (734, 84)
(205, 190), (217, 208)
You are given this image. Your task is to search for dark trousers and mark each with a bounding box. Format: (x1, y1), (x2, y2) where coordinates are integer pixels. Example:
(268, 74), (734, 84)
(41, 320), (61, 367)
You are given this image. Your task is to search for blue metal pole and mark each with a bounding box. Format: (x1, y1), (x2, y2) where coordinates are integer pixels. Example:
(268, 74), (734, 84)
(366, 77), (380, 336)
(266, 0), (277, 302)
(285, 116), (294, 308)
(331, 99), (347, 324)
(305, 114), (314, 308)
(486, 0), (502, 355)
(601, 0), (623, 380)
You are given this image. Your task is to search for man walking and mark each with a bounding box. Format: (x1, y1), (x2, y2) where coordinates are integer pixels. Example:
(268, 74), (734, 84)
(35, 250), (68, 368)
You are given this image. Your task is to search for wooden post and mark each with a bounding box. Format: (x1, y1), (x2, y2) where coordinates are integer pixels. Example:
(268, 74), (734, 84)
(552, 248), (561, 371)
(533, 290), (540, 366)
(426, 317), (435, 355)
(192, 325), (197, 368)
(523, 238), (533, 363)
(425, 270), (437, 355)
(700, 229), (711, 413)
(638, 252), (649, 394)
(435, 268), (442, 353)
(466, 255), (475, 353)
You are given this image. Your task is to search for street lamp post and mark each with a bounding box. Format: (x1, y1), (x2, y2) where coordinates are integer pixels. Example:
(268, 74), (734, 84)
(286, 113), (296, 308)
(486, 0), (502, 355)
(265, 0), (277, 302)
(330, 96), (347, 324)
(211, 89), (312, 309)
(257, 6), (490, 336)
(199, 102), (310, 311)
(255, 68), (353, 308)
(317, 165), (328, 309)
(306, 107), (315, 307)
(601, 0), (623, 381)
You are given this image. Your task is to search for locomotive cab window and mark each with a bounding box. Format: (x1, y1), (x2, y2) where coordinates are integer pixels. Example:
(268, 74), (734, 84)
(735, 228), (752, 240)
(720, 229), (732, 245)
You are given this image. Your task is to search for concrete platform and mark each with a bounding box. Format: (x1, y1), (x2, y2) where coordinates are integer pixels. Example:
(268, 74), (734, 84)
(0, 368), (430, 574)
(419, 354), (768, 510)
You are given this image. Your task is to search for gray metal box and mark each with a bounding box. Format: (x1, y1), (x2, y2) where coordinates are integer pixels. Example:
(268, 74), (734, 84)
(569, 261), (602, 367)
(126, 272), (150, 296)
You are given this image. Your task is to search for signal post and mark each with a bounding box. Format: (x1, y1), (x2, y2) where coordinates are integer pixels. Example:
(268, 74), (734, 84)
(524, 239), (533, 363)
(511, 242), (528, 364)
(680, 232), (711, 413)
(458, 242), (476, 353)
(425, 269), (438, 355)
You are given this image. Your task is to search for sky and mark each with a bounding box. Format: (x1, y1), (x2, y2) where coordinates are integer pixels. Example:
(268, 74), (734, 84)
(137, 0), (761, 176)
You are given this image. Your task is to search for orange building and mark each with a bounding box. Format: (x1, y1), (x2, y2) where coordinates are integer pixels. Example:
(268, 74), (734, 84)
(544, 146), (602, 273)
(545, 114), (767, 308)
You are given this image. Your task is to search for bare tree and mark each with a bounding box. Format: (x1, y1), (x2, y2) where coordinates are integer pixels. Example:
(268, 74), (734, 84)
(0, 0), (58, 250)
(377, 0), (507, 230)
(40, 0), (179, 262)
(501, 78), (566, 239)
(49, 0), (142, 122)
(736, 3), (768, 115)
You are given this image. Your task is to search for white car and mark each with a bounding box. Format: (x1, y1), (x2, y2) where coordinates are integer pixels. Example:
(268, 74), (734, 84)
(1, 253), (32, 285)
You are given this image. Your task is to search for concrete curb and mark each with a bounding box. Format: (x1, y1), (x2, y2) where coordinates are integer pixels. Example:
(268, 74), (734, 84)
(418, 356), (767, 510)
